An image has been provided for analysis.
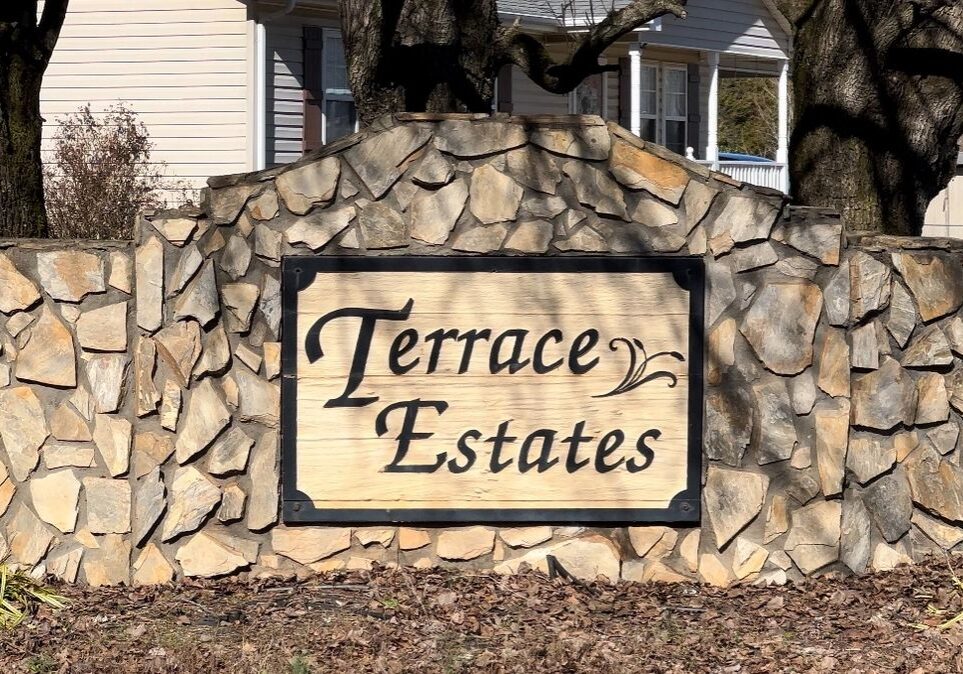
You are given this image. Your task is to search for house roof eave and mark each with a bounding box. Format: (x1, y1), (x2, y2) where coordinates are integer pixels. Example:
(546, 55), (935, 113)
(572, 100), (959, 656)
(758, 0), (794, 48)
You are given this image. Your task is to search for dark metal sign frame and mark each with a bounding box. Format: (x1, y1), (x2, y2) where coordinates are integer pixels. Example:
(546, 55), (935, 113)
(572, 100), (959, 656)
(280, 255), (704, 525)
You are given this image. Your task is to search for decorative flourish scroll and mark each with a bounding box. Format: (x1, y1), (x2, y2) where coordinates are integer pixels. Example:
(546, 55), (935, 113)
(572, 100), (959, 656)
(592, 338), (685, 398)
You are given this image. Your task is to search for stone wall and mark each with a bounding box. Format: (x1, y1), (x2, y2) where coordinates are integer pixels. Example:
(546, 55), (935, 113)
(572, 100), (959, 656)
(1, 114), (963, 586)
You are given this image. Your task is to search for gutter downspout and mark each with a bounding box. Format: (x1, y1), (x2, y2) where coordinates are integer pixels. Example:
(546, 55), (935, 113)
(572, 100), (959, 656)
(254, 20), (266, 171)
(254, 1), (300, 171)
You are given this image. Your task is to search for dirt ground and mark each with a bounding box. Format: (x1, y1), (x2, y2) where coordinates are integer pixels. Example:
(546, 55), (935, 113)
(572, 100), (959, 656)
(3, 557), (963, 673)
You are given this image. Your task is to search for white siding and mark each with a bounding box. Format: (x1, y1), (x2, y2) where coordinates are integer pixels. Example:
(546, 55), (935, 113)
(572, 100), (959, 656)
(510, 66), (570, 115)
(642, 0), (789, 60)
(263, 14), (344, 167)
(266, 20), (305, 167)
(40, 0), (250, 198)
(508, 63), (617, 120)
(923, 173), (963, 239)
(605, 72), (619, 124)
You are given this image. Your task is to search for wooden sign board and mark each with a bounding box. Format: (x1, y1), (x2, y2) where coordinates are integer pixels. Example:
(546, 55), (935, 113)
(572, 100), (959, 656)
(281, 257), (703, 523)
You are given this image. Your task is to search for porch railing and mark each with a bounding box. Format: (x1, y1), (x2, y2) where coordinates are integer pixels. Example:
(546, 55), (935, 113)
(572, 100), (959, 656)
(695, 160), (789, 194)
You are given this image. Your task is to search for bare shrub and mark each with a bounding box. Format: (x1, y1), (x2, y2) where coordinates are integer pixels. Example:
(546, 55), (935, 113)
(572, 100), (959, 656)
(44, 104), (172, 239)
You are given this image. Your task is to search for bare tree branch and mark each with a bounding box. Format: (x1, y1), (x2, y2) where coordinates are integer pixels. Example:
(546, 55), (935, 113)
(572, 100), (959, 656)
(768, 0), (813, 27)
(495, 0), (687, 94)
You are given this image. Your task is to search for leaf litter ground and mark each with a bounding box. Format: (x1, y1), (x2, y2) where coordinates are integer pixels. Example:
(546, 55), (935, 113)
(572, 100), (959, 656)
(3, 556), (963, 673)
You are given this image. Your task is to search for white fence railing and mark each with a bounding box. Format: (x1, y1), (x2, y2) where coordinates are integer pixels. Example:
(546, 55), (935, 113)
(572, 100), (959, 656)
(696, 161), (789, 193)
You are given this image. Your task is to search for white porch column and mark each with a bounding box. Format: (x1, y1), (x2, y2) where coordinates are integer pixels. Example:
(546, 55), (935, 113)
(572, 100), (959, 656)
(628, 44), (641, 136)
(706, 51), (719, 164)
(776, 58), (790, 192)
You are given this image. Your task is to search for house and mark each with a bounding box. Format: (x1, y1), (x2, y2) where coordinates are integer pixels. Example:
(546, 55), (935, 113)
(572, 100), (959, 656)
(41, 1), (791, 189)
(42, 1), (856, 215)
(923, 148), (963, 238)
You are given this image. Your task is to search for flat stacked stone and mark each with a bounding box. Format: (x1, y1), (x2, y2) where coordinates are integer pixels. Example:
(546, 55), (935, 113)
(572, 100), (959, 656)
(1, 115), (962, 588)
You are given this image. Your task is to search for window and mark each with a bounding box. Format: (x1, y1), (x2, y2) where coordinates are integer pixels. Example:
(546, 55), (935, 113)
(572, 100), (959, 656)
(662, 65), (687, 155)
(639, 63), (658, 143)
(303, 27), (358, 151)
(635, 62), (688, 153)
(321, 29), (357, 144)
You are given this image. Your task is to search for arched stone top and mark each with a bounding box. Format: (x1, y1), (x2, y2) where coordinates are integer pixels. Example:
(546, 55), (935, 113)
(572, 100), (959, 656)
(197, 114), (788, 259)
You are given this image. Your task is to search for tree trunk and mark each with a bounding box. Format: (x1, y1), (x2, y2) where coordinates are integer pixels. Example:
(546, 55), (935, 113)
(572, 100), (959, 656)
(0, 46), (48, 238)
(789, 0), (963, 236)
(340, 0), (500, 124)
(0, 1), (68, 238)
(338, 0), (684, 126)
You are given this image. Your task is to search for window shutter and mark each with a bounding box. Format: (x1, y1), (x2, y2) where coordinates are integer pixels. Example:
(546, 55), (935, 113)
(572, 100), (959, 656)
(496, 65), (513, 113)
(618, 57), (629, 129)
(687, 62), (701, 159)
(303, 26), (324, 153)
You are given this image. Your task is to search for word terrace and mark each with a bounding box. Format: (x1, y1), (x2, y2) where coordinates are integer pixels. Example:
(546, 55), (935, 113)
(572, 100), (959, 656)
(306, 298), (673, 475)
